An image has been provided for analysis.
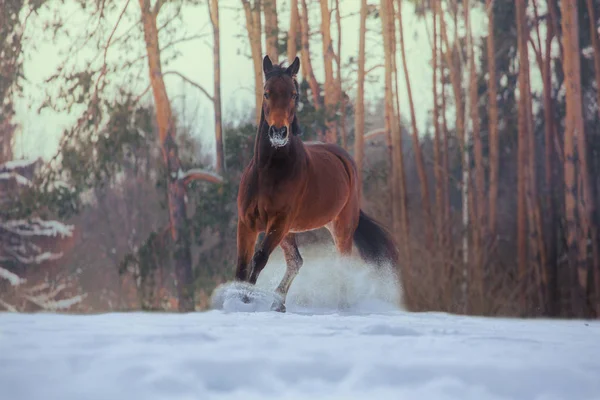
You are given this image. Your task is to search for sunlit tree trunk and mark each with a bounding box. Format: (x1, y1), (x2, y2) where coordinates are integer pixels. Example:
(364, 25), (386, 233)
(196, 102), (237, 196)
(397, 0), (433, 245)
(381, 0), (411, 295)
(138, 0), (193, 311)
(354, 0), (367, 184)
(264, 0), (278, 64)
(287, 0), (300, 63)
(486, 0), (499, 239)
(209, 0), (224, 174)
(299, 0), (321, 111)
(241, 0), (263, 125)
(335, 0), (347, 149)
(320, 0), (337, 144)
(560, 0), (587, 316)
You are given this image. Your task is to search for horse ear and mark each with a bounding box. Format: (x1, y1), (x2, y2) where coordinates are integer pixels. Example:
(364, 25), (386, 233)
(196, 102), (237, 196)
(263, 55), (273, 75)
(286, 56), (300, 77)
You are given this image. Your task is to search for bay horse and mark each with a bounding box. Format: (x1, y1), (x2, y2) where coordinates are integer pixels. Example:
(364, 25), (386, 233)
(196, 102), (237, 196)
(234, 55), (399, 311)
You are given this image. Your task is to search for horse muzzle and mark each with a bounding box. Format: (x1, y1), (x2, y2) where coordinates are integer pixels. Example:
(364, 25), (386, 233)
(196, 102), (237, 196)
(268, 125), (289, 148)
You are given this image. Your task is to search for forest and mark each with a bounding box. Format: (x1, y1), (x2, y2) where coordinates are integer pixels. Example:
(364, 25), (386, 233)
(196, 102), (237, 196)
(1, 0), (600, 320)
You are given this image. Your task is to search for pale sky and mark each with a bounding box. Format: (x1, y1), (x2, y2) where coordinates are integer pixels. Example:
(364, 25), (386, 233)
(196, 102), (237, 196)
(12, 0), (493, 167)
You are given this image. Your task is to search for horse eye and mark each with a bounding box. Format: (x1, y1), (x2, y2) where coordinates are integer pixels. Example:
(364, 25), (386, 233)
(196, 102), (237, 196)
(264, 92), (270, 99)
(292, 93), (298, 100)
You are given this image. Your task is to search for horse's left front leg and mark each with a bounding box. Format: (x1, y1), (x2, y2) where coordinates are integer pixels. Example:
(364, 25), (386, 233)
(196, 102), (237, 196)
(248, 218), (288, 285)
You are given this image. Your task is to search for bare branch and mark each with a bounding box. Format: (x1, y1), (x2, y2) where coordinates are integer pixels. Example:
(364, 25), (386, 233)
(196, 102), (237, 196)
(365, 64), (384, 76)
(364, 128), (387, 140)
(179, 168), (224, 185)
(163, 71), (214, 102)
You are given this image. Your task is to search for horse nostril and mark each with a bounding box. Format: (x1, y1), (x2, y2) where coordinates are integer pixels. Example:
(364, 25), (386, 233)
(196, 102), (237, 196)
(279, 126), (288, 137)
(268, 126), (277, 136)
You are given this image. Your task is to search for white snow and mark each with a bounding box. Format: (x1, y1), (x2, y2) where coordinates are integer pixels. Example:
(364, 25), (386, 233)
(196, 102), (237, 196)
(0, 266), (25, 286)
(0, 308), (599, 400)
(0, 158), (38, 170)
(1, 246), (599, 400)
(0, 172), (33, 186)
(0, 218), (74, 238)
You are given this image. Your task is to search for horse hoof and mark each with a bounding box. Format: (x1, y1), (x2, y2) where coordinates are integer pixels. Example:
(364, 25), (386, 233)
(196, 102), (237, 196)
(241, 294), (251, 304)
(272, 302), (286, 313)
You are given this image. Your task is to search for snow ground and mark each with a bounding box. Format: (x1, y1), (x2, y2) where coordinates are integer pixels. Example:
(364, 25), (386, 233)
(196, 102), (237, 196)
(1, 309), (599, 400)
(1, 248), (600, 400)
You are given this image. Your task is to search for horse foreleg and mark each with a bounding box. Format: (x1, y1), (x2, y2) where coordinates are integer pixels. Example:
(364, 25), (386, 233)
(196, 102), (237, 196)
(235, 220), (258, 281)
(275, 233), (303, 299)
(248, 219), (288, 285)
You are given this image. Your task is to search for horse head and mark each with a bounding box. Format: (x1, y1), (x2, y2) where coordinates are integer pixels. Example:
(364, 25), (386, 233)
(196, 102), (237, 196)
(261, 55), (301, 148)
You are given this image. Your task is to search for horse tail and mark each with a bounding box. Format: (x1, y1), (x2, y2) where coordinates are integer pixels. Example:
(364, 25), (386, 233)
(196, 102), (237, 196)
(353, 209), (400, 269)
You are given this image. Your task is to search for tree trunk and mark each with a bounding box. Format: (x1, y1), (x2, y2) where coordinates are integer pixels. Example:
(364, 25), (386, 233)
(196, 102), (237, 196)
(381, 0), (411, 299)
(531, 0), (559, 315)
(242, 0), (263, 125)
(486, 0), (499, 239)
(587, 0), (600, 120)
(264, 0), (278, 64)
(432, 0), (443, 244)
(354, 0), (367, 185)
(585, 0), (600, 315)
(320, 0), (337, 144)
(139, 0), (194, 312)
(287, 0), (300, 63)
(299, 0), (321, 111)
(397, 0), (433, 246)
(465, 1), (485, 305)
(515, 0), (532, 314)
(560, 0), (587, 316)
(335, 0), (347, 149)
(209, 0), (224, 174)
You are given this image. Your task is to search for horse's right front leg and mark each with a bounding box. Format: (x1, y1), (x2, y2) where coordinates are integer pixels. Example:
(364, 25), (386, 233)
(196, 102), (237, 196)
(235, 220), (258, 281)
(248, 218), (288, 285)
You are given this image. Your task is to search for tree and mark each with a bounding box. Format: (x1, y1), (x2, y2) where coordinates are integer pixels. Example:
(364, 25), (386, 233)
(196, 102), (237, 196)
(263, 0), (278, 64)
(381, 0), (410, 300)
(560, 0), (589, 316)
(209, 0), (224, 174)
(320, 0), (338, 143)
(287, 0), (300, 63)
(299, 0), (321, 110)
(0, 159), (81, 312)
(138, 0), (223, 311)
(397, 0), (433, 245)
(241, 0), (263, 124)
(354, 0), (368, 184)
(487, 0), (499, 237)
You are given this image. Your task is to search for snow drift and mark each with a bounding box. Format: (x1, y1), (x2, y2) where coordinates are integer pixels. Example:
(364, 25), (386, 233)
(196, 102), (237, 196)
(211, 243), (403, 313)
